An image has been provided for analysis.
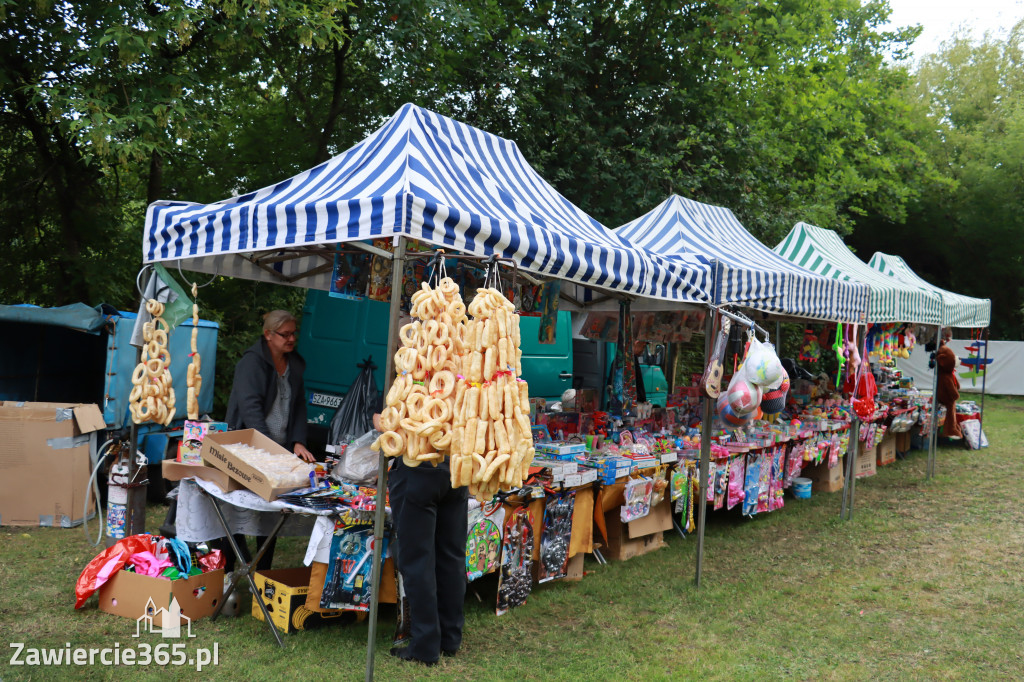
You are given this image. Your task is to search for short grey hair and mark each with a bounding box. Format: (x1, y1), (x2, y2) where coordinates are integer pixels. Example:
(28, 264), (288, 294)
(263, 310), (297, 334)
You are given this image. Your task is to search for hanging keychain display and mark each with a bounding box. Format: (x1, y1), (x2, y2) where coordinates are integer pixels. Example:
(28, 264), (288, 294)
(537, 491), (576, 583)
(496, 506), (534, 616)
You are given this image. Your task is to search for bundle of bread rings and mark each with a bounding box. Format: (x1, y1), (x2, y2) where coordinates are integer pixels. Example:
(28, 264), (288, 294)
(129, 299), (176, 425)
(449, 287), (533, 502)
(372, 277), (466, 468)
(186, 283), (202, 419)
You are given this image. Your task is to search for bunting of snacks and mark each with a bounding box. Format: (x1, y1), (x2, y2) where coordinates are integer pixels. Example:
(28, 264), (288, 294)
(373, 277), (466, 467)
(129, 299), (176, 425)
(186, 283), (201, 419)
(372, 277), (534, 502)
(450, 287), (534, 502)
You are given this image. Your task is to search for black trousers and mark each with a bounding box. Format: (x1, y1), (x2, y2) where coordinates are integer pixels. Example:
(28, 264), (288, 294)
(389, 460), (468, 662)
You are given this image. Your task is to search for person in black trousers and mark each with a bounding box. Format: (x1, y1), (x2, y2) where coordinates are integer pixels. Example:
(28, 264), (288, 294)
(388, 458), (468, 666)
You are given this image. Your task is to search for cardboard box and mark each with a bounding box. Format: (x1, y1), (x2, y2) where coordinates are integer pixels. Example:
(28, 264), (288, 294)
(855, 443), (877, 478)
(877, 434), (896, 466)
(601, 513), (666, 561)
(98, 568), (224, 628)
(895, 430), (912, 454)
(801, 458), (845, 493)
(0, 401), (105, 527)
(201, 429), (308, 501)
(252, 567), (378, 633)
(161, 459), (245, 493)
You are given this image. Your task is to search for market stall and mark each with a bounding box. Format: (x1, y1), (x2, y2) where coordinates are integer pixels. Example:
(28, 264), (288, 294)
(867, 252), (992, 459)
(615, 195), (871, 583)
(774, 222), (946, 518)
(140, 104), (719, 677)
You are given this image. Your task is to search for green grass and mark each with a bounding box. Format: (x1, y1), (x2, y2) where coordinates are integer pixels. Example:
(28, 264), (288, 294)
(3, 397), (1024, 681)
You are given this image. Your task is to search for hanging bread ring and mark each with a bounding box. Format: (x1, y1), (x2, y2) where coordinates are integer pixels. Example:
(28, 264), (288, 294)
(406, 392), (429, 419)
(395, 347), (418, 374)
(429, 424), (452, 450)
(425, 397), (451, 423)
(379, 431), (405, 457)
(380, 406), (401, 431)
(152, 328), (168, 347)
(400, 323), (420, 348)
(423, 320), (440, 345)
(447, 299), (466, 322)
(145, 358), (163, 377)
(428, 370), (455, 399)
(412, 354), (429, 381)
(145, 299), (164, 316)
(428, 344), (447, 372)
(439, 276), (459, 297)
(132, 364), (147, 385)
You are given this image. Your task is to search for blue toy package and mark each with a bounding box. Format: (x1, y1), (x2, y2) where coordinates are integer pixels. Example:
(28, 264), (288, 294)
(320, 523), (388, 612)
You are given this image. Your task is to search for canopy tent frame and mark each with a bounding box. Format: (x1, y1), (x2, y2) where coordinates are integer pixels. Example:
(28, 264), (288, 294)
(774, 222), (951, 520)
(142, 105), (728, 679)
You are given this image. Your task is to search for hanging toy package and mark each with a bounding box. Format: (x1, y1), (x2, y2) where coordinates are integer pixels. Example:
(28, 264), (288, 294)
(620, 477), (654, 523)
(466, 502), (505, 582)
(320, 523), (389, 612)
(537, 491), (576, 583)
(496, 506), (534, 616)
(727, 455), (746, 510)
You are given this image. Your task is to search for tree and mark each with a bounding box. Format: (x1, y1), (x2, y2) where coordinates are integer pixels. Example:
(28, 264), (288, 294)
(850, 21), (1024, 338)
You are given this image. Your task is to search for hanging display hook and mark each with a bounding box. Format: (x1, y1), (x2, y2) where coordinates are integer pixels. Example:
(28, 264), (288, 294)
(176, 259), (218, 290)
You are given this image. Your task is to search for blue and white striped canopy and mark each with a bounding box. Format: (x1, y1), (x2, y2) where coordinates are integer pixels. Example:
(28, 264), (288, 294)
(868, 253), (991, 328)
(144, 104), (711, 306)
(615, 195), (869, 322)
(774, 222), (944, 325)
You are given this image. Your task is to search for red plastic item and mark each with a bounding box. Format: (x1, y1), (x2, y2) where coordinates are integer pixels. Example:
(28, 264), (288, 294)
(74, 534), (155, 609)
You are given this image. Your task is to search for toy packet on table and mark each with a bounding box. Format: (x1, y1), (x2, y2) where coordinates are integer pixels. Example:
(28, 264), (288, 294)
(180, 420), (228, 464)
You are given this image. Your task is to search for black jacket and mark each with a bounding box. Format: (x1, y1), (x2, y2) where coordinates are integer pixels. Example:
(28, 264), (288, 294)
(225, 338), (307, 448)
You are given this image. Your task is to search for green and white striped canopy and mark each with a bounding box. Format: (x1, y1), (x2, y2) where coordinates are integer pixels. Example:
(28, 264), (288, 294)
(774, 222), (943, 325)
(868, 252), (991, 328)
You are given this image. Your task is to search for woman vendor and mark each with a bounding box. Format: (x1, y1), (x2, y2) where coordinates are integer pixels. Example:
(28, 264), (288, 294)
(936, 329), (963, 440)
(219, 310), (314, 575)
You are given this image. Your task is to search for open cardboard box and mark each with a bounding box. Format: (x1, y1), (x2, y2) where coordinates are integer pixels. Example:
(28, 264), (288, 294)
(161, 459), (244, 493)
(201, 429), (309, 501)
(0, 401), (105, 527)
(98, 569), (224, 628)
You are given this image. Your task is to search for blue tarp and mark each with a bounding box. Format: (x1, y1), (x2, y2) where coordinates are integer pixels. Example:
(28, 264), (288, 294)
(0, 303), (108, 334)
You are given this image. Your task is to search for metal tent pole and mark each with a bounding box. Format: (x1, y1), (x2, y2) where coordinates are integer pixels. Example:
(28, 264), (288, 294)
(926, 326), (942, 479)
(365, 236), (406, 682)
(979, 328), (989, 434)
(840, 324), (865, 521)
(841, 417), (860, 521)
(694, 310), (717, 587)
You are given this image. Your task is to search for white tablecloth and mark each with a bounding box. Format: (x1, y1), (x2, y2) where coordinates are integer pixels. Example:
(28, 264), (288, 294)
(174, 478), (328, 543)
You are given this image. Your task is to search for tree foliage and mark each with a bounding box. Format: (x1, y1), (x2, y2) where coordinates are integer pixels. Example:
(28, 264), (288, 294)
(850, 21), (1024, 338)
(1, 0), (1015, 415)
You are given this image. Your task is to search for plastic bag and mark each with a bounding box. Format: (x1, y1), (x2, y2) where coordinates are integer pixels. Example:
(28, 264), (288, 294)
(744, 338), (785, 388)
(75, 534), (156, 608)
(333, 430), (382, 485)
(726, 367), (762, 416)
(328, 358), (381, 448)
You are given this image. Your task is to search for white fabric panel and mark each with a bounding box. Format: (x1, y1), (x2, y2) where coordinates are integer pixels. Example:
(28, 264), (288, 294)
(897, 340), (1024, 396)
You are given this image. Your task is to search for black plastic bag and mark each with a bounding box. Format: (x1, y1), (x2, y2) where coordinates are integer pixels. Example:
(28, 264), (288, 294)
(327, 357), (381, 448)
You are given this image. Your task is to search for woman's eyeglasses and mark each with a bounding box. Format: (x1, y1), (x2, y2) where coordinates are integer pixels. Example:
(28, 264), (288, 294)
(273, 330), (298, 340)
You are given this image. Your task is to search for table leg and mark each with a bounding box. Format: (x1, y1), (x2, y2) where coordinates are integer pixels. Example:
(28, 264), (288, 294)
(200, 488), (287, 648)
